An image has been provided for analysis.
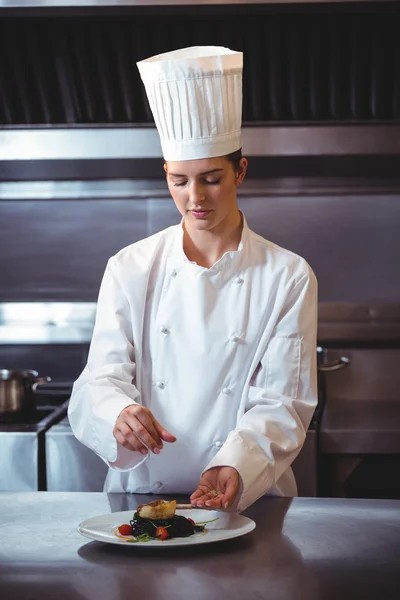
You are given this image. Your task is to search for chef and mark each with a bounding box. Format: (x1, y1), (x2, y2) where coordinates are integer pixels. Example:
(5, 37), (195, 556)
(68, 46), (318, 512)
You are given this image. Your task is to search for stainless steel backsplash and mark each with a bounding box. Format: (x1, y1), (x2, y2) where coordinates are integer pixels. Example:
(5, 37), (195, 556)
(0, 181), (399, 304)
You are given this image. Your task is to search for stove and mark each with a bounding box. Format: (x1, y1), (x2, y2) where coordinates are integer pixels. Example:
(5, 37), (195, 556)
(0, 401), (68, 491)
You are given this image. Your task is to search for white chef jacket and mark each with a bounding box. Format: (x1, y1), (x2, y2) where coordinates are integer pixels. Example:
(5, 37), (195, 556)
(68, 215), (318, 511)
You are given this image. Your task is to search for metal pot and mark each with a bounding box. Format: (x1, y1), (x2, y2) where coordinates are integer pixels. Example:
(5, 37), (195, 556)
(0, 369), (51, 416)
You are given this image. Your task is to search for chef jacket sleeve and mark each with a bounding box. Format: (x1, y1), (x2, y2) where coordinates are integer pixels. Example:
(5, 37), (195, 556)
(68, 257), (147, 471)
(203, 266), (318, 511)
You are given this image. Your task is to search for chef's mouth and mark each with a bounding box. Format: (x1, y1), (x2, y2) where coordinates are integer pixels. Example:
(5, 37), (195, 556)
(190, 209), (212, 218)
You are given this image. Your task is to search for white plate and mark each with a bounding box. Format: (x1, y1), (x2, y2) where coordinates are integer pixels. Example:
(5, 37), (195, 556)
(78, 509), (256, 547)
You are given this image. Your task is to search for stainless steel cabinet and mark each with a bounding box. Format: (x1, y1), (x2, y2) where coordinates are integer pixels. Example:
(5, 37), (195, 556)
(0, 432), (39, 491)
(45, 417), (108, 492)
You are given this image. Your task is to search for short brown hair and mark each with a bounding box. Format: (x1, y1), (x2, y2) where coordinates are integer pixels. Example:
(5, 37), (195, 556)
(225, 148), (242, 172)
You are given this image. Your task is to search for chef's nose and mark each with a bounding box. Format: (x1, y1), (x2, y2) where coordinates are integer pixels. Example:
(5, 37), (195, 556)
(189, 181), (206, 204)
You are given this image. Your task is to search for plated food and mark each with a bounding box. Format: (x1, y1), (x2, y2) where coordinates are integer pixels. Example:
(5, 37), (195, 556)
(78, 506), (255, 547)
(116, 499), (217, 543)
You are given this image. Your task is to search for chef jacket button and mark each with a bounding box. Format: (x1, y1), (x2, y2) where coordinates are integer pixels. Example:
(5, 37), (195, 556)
(214, 441), (223, 448)
(160, 327), (170, 335)
(230, 335), (240, 343)
(171, 269), (178, 278)
(235, 277), (244, 285)
(156, 381), (166, 390)
(222, 387), (231, 395)
(154, 482), (162, 490)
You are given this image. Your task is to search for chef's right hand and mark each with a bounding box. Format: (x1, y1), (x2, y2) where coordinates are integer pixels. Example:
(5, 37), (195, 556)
(113, 405), (176, 455)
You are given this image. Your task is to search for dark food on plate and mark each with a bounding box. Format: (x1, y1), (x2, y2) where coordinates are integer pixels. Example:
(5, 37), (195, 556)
(131, 513), (205, 539)
(116, 499), (211, 541)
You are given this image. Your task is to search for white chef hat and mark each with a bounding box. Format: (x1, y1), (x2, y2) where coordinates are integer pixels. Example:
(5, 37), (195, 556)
(137, 46), (243, 161)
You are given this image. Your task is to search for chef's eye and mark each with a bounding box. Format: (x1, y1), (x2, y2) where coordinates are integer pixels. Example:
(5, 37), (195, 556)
(173, 181), (187, 187)
(204, 179), (221, 185)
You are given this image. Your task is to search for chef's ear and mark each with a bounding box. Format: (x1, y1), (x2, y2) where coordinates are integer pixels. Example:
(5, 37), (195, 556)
(236, 157), (248, 187)
(163, 162), (168, 174)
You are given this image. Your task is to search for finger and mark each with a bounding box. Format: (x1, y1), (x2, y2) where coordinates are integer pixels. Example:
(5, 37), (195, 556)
(219, 481), (239, 509)
(124, 430), (150, 455)
(119, 406), (163, 451)
(190, 484), (214, 500)
(192, 488), (222, 508)
(192, 497), (220, 509)
(205, 490), (224, 508)
(113, 425), (148, 455)
(153, 417), (177, 443)
(133, 422), (162, 453)
(196, 496), (223, 509)
(190, 489), (204, 502)
(204, 498), (224, 509)
(114, 429), (136, 451)
(124, 414), (162, 454)
(117, 423), (148, 454)
(136, 411), (164, 450)
(219, 493), (234, 510)
(190, 493), (209, 506)
(190, 488), (210, 506)
(115, 407), (154, 453)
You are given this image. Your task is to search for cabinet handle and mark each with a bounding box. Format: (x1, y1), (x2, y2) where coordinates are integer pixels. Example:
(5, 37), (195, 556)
(318, 356), (350, 372)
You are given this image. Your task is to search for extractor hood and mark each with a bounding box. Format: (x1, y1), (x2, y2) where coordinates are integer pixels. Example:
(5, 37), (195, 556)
(1, 0), (399, 182)
(0, 1), (399, 126)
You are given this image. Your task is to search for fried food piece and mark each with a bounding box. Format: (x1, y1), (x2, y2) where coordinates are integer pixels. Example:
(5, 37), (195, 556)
(137, 499), (177, 520)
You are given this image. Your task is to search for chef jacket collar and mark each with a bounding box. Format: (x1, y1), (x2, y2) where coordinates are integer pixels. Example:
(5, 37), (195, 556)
(173, 212), (249, 270)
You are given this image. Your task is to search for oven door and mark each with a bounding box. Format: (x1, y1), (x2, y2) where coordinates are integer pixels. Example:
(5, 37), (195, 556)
(319, 347), (400, 498)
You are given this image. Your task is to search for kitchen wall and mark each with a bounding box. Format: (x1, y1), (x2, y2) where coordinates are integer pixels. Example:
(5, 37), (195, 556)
(1, 187), (399, 303)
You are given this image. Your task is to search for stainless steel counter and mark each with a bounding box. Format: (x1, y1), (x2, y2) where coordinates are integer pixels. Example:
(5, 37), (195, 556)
(0, 493), (399, 600)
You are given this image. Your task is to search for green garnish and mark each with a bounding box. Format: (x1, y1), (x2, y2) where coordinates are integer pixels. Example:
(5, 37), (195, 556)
(148, 520), (172, 529)
(148, 520), (158, 529)
(127, 533), (152, 543)
(194, 517), (219, 526)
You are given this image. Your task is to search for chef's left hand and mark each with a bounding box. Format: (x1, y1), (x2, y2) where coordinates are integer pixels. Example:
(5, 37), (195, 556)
(190, 466), (240, 510)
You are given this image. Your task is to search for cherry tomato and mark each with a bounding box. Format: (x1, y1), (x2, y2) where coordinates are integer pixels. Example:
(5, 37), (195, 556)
(118, 524), (133, 536)
(187, 518), (195, 525)
(155, 526), (169, 541)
